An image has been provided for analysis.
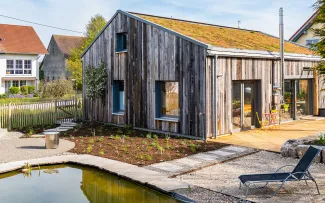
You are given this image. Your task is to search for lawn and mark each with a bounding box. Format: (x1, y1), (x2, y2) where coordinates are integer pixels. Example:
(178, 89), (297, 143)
(63, 122), (228, 166)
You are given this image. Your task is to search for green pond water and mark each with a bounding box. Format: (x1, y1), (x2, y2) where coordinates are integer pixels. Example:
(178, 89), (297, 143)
(0, 164), (181, 203)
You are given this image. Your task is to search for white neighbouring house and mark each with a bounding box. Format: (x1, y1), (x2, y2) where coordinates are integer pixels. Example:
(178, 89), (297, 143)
(0, 24), (47, 94)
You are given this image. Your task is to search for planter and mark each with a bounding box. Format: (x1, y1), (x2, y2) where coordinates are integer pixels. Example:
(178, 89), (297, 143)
(319, 108), (325, 117)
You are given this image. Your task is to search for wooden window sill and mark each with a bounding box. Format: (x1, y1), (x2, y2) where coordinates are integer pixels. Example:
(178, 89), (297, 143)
(155, 117), (179, 122)
(112, 112), (124, 116)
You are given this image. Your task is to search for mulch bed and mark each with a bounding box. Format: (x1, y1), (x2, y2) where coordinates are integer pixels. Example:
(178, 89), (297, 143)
(63, 122), (228, 166)
(13, 124), (58, 137)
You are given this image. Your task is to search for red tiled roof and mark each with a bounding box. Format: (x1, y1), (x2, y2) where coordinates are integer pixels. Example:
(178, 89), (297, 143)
(0, 24), (47, 54)
(53, 35), (86, 57)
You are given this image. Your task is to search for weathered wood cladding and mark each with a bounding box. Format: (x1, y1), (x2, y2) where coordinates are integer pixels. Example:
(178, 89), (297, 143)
(82, 13), (207, 138)
(205, 56), (320, 137)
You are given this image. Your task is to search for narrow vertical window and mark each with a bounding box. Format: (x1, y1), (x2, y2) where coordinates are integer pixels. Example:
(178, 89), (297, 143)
(113, 80), (125, 113)
(116, 33), (127, 52)
(24, 60), (32, 74)
(12, 80), (19, 87)
(15, 60), (23, 74)
(156, 81), (179, 118)
(20, 80), (27, 87)
(6, 60), (14, 74)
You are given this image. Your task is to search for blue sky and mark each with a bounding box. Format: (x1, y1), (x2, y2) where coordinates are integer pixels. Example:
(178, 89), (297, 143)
(0, 0), (318, 48)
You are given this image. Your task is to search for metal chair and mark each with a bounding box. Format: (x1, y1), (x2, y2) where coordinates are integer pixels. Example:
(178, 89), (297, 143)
(255, 112), (269, 134)
(239, 146), (321, 199)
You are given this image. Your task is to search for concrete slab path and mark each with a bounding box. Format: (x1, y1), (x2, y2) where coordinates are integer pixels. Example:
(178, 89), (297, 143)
(212, 119), (325, 152)
(145, 146), (257, 176)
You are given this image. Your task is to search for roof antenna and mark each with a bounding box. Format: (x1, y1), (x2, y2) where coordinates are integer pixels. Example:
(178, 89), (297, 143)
(238, 20), (241, 28)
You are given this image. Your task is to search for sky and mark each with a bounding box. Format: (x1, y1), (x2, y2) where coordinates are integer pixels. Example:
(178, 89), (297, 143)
(0, 0), (318, 48)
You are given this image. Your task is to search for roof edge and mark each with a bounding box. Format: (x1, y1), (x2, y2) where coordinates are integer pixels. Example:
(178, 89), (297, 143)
(81, 10), (209, 58)
(208, 46), (321, 61)
(289, 10), (319, 42)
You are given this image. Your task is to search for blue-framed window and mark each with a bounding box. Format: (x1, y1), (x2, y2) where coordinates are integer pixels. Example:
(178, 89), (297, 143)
(113, 80), (125, 113)
(155, 81), (179, 118)
(116, 33), (127, 52)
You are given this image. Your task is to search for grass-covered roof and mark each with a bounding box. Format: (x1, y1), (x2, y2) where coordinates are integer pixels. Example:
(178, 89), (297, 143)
(134, 13), (314, 55)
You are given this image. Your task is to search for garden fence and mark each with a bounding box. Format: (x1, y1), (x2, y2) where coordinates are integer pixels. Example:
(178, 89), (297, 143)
(0, 98), (82, 130)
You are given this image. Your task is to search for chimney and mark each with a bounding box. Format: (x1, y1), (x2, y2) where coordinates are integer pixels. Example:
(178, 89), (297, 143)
(279, 8), (285, 101)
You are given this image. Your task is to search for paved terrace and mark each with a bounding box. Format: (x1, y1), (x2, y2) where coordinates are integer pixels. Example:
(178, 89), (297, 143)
(212, 119), (325, 152)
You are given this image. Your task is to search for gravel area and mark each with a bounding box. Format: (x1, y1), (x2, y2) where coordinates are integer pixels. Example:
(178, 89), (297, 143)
(0, 131), (23, 140)
(173, 186), (247, 203)
(177, 151), (325, 203)
(0, 138), (75, 163)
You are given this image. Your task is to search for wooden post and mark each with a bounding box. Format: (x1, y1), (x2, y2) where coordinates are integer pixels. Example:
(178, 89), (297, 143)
(314, 70), (319, 116)
(74, 97), (77, 122)
(8, 103), (11, 130)
(54, 100), (57, 123)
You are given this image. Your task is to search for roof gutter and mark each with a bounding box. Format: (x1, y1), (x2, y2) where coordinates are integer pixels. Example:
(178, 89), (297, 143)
(207, 46), (321, 61)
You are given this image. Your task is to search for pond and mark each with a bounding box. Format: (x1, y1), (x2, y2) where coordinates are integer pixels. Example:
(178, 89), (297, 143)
(0, 164), (181, 203)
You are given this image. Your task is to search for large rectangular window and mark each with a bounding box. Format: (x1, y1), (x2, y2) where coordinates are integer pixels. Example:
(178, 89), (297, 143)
(113, 80), (125, 113)
(116, 33), (127, 52)
(6, 60), (32, 75)
(156, 81), (179, 118)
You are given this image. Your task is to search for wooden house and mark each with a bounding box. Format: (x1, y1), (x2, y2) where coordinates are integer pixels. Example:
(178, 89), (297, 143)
(81, 10), (323, 140)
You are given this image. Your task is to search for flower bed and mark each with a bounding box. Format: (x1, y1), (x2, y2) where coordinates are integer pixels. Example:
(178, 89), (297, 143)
(63, 122), (229, 166)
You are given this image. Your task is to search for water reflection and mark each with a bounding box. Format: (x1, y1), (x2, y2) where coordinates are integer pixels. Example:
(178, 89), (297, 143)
(0, 164), (179, 203)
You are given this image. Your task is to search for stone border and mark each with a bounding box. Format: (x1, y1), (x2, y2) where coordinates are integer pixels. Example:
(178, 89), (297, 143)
(0, 154), (194, 203)
(281, 133), (325, 163)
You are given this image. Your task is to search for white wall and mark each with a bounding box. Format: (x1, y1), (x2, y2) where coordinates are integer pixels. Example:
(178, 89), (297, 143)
(0, 54), (39, 94)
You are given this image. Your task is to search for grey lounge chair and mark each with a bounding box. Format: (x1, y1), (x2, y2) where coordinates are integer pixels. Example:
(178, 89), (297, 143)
(238, 146), (321, 198)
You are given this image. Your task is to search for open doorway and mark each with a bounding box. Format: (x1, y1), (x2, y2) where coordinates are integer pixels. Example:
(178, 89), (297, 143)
(232, 81), (261, 132)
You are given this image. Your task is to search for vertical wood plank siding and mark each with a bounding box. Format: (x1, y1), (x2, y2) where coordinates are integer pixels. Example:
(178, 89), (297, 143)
(82, 13), (207, 138)
(205, 56), (320, 137)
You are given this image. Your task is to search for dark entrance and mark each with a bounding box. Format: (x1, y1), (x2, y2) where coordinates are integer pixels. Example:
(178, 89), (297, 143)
(282, 79), (314, 120)
(232, 81), (261, 131)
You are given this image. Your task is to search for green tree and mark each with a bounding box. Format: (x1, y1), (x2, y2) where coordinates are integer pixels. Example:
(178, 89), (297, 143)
(67, 14), (107, 90)
(312, 1), (325, 70)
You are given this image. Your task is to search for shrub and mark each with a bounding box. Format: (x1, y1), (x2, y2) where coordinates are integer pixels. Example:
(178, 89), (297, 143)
(9, 87), (20, 94)
(28, 86), (36, 94)
(84, 62), (107, 99)
(316, 133), (325, 145)
(0, 94), (8, 99)
(33, 92), (40, 97)
(42, 78), (74, 98)
(20, 86), (28, 95)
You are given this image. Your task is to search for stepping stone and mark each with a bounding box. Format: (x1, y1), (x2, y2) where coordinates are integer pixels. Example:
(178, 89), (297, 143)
(175, 158), (202, 167)
(208, 150), (235, 156)
(151, 162), (183, 173)
(223, 146), (247, 153)
(58, 126), (74, 130)
(191, 153), (220, 161)
(61, 123), (77, 127)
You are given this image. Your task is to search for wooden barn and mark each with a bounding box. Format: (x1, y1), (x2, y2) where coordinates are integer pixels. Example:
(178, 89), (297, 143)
(81, 10), (323, 140)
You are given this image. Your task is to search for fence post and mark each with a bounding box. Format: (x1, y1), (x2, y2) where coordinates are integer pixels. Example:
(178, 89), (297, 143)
(8, 103), (11, 130)
(54, 100), (58, 123)
(74, 96), (78, 122)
